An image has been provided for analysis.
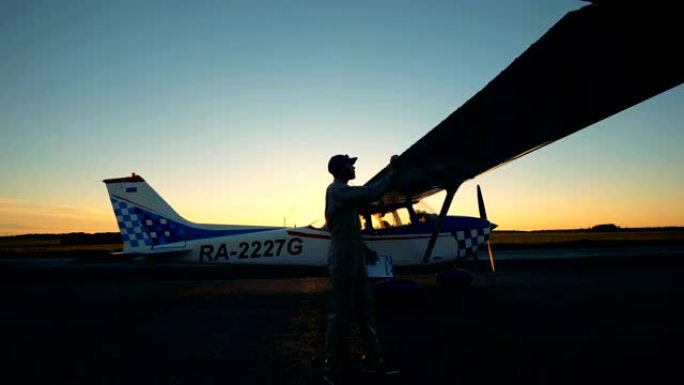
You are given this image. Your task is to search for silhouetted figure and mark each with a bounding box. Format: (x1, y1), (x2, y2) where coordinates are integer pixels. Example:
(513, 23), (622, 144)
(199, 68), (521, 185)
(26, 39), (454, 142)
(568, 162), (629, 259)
(322, 154), (399, 384)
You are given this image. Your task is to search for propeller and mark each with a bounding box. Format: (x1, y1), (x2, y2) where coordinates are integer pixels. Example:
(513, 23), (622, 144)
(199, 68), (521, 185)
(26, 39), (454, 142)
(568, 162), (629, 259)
(477, 185), (496, 273)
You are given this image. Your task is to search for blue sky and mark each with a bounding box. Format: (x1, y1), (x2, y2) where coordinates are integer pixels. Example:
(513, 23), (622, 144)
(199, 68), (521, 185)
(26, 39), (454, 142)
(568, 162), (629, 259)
(1, 0), (682, 235)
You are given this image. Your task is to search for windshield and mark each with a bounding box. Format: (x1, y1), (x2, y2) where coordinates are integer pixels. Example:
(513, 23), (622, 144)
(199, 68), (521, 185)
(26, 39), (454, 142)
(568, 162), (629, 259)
(371, 207), (412, 229)
(413, 201), (435, 215)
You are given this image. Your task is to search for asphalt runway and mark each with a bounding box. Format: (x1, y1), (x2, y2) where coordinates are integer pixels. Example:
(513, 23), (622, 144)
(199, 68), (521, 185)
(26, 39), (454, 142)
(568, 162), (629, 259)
(2, 248), (683, 385)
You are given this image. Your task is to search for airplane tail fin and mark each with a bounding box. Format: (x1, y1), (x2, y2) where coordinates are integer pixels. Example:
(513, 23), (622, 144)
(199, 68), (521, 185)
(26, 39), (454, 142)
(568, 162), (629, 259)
(103, 173), (191, 254)
(103, 173), (279, 255)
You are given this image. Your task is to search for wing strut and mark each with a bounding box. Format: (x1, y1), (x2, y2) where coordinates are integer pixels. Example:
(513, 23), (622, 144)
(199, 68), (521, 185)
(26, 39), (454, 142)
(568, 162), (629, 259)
(422, 187), (456, 263)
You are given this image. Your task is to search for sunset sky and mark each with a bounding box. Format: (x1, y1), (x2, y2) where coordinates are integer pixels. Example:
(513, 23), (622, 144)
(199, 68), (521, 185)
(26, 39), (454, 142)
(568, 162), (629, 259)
(1, 0), (682, 236)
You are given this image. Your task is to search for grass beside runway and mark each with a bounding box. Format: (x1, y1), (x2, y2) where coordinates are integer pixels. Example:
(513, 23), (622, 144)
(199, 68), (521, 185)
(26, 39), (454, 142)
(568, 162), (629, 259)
(489, 228), (684, 249)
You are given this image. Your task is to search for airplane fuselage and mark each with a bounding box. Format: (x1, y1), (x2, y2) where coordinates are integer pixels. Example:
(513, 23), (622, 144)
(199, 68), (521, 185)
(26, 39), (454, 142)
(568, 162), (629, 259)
(150, 220), (490, 267)
(104, 175), (493, 269)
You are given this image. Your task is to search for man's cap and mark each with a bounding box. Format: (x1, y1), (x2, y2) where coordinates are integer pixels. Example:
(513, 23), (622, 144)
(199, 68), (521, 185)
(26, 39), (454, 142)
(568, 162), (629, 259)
(328, 154), (357, 175)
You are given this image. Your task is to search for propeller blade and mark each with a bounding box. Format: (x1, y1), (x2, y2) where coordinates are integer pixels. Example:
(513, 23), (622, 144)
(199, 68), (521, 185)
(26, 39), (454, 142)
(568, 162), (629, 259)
(486, 241), (496, 272)
(477, 185), (487, 221)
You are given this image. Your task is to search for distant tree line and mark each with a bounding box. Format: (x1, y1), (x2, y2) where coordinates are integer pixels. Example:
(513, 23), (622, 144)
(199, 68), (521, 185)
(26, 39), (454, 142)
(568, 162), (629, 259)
(590, 224), (620, 232)
(60, 232), (122, 245)
(494, 225), (684, 233)
(0, 232), (122, 245)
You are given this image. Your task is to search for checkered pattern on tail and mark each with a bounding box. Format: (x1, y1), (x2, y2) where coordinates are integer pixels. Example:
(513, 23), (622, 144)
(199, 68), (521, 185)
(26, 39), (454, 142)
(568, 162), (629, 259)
(111, 197), (184, 249)
(454, 227), (491, 258)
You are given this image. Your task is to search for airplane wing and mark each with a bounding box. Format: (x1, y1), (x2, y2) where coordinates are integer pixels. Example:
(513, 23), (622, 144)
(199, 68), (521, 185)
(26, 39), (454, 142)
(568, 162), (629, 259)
(364, 1), (683, 208)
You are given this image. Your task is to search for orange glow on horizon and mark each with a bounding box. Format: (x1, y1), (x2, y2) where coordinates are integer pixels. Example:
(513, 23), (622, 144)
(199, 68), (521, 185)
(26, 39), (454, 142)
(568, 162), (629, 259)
(2, 185), (683, 237)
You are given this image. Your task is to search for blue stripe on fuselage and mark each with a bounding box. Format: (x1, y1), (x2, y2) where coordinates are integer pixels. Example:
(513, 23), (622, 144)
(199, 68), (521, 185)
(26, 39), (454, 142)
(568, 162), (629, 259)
(111, 197), (279, 246)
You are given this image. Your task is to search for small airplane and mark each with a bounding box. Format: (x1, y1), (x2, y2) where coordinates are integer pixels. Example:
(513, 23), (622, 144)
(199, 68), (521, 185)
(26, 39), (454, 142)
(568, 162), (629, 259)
(104, 1), (681, 285)
(104, 173), (496, 282)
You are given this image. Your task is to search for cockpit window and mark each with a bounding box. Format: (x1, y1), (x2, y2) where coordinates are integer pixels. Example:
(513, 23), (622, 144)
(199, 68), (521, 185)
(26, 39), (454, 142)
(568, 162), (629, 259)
(371, 208), (412, 229)
(413, 201), (435, 215)
(360, 215), (371, 231)
(413, 201), (435, 224)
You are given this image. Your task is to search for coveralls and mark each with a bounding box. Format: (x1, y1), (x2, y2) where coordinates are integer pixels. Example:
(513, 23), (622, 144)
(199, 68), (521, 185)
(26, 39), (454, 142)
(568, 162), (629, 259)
(324, 174), (392, 373)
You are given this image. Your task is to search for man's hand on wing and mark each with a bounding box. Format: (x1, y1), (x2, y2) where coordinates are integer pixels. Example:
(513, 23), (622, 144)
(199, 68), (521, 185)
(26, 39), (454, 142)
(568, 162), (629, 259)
(387, 155), (399, 179)
(389, 155), (398, 170)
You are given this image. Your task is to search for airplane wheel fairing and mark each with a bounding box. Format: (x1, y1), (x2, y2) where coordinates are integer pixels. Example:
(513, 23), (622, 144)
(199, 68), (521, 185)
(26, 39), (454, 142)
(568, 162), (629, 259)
(371, 279), (424, 306)
(436, 268), (474, 288)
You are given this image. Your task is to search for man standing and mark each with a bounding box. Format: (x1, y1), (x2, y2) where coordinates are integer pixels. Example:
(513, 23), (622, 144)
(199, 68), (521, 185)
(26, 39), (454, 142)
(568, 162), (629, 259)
(323, 154), (399, 384)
